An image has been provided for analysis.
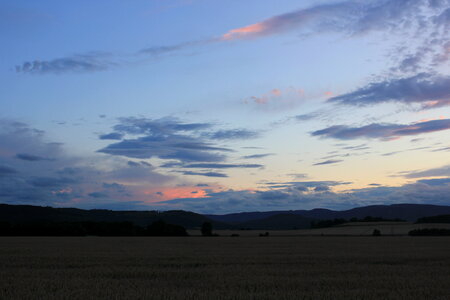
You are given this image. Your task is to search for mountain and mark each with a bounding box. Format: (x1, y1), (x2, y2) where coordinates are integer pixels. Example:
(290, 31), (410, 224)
(0, 204), (223, 229)
(206, 204), (450, 223)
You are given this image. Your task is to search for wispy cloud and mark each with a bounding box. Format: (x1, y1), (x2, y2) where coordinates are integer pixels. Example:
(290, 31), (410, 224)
(312, 119), (450, 141)
(220, 0), (425, 41)
(15, 153), (51, 161)
(402, 165), (450, 178)
(16, 52), (115, 74)
(180, 171), (228, 178)
(242, 153), (273, 159)
(329, 73), (450, 109)
(18, 0), (447, 75)
(313, 159), (343, 166)
(203, 129), (260, 140)
(182, 163), (263, 169)
(99, 132), (124, 140)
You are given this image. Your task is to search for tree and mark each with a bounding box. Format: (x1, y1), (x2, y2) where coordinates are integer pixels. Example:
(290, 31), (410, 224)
(201, 222), (212, 236)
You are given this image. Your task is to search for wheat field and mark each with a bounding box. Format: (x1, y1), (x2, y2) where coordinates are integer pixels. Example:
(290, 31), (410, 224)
(0, 236), (449, 299)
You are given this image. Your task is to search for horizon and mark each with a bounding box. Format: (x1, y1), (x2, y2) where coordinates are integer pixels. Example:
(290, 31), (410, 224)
(1, 202), (449, 216)
(1, 0), (450, 214)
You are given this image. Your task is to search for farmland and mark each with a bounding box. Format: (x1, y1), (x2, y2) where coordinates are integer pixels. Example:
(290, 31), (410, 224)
(0, 236), (449, 299)
(200, 222), (450, 237)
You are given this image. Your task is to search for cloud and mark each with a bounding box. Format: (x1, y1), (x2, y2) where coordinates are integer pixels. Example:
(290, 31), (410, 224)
(244, 87), (306, 111)
(17, 0), (447, 75)
(221, 0), (447, 41)
(204, 129), (260, 140)
(159, 179), (450, 213)
(182, 163), (263, 169)
(16, 52), (115, 74)
(242, 153), (273, 159)
(0, 119), (173, 207)
(0, 166), (17, 176)
(97, 117), (232, 162)
(417, 178), (450, 186)
(402, 164), (450, 178)
(99, 132), (124, 140)
(15, 153), (51, 161)
(180, 171), (228, 178)
(328, 73), (450, 109)
(313, 159), (343, 166)
(312, 119), (450, 141)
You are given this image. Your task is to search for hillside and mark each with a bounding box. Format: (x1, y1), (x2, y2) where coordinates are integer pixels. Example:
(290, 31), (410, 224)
(0, 204), (222, 229)
(206, 204), (450, 223)
(233, 214), (313, 230)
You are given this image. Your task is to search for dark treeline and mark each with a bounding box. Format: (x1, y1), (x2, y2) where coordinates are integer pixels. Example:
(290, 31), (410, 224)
(311, 216), (405, 229)
(0, 220), (188, 236)
(408, 228), (450, 236)
(416, 215), (450, 224)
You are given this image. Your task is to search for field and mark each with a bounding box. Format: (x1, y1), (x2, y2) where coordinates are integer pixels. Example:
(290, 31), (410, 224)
(0, 237), (449, 299)
(197, 222), (450, 237)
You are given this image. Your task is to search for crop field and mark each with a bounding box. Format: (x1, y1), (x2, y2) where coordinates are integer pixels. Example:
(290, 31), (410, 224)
(0, 237), (449, 299)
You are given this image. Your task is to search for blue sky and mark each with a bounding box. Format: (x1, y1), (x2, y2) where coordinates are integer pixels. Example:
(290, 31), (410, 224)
(1, 0), (450, 213)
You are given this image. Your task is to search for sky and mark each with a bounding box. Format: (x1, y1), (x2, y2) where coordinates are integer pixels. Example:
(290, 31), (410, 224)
(1, 0), (450, 214)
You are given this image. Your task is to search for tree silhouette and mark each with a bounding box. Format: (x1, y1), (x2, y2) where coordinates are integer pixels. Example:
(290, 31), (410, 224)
(201, 222), (212, 236)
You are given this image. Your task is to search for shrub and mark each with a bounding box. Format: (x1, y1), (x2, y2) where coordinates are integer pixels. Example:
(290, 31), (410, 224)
(372, 229), (381, 236)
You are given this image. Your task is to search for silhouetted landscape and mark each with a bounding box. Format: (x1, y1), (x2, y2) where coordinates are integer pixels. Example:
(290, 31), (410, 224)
(3, 0), (450, 298)
(1, 203), (450, 237)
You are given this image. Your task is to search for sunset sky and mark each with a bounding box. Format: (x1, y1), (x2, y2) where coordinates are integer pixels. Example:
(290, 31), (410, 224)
(1, 0), (449, 213)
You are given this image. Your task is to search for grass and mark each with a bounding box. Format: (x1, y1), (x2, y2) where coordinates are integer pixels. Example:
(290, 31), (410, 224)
(0, 236), (449, 299)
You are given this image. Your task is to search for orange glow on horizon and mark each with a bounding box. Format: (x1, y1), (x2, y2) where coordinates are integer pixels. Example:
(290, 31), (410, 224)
(143, 186), (208, 202)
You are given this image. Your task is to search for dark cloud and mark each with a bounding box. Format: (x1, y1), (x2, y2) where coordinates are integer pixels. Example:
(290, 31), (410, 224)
(242, 153), (273, 159)
(262, 180), (348, 189)
(402, 164), (450, 178)
(98, 118), (229, 162)
(182, 163), (263, 169)
(328, 73), (450, 109)
(15, 153), (50, 161)
(16, 52), (114, 74)
(417, 178), (450, 186)
(98, 117), (264, 164)
(313, 159), (343, 166)
(159, 179), (450, 213)
(180, 171), (228, 178)
(88, 192), (108, 198)
(112, 117), (212, 135)
(99, 132), (124, 140)
(0, 166), (17, 176)
(0, 119), (172, 206)
(312, 119), (450, 141)
(314, 185), (331, 192)
(29, 177), (78, 188)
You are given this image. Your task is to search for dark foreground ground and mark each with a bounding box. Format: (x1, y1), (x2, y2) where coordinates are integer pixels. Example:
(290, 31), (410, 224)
(0, 237), (449, 299)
